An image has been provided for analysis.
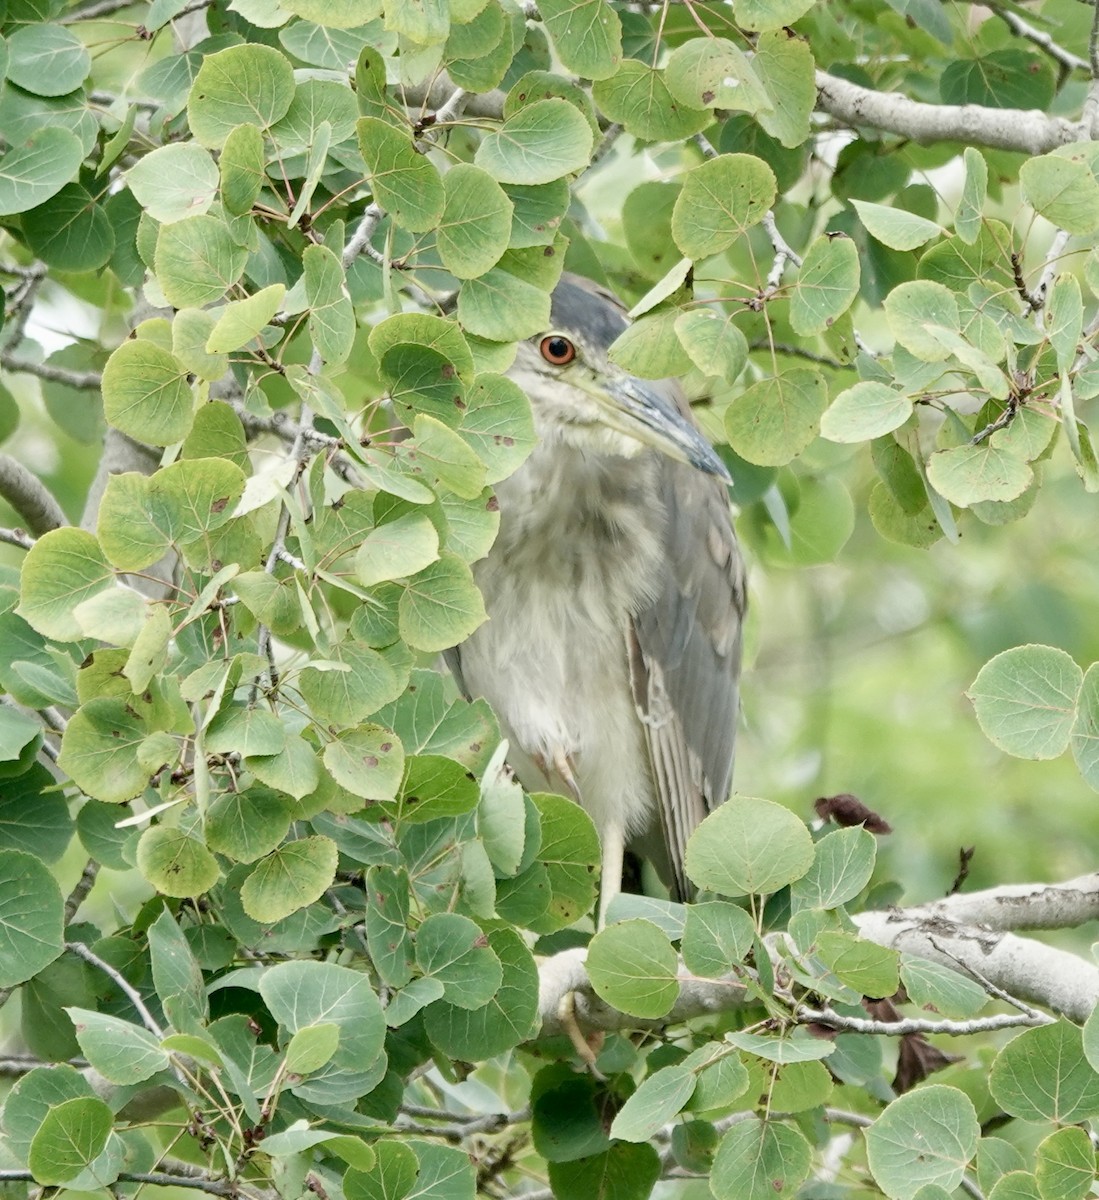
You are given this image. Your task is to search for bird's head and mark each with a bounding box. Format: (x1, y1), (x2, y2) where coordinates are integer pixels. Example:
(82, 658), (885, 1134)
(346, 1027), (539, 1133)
(507, 275), (731, 482)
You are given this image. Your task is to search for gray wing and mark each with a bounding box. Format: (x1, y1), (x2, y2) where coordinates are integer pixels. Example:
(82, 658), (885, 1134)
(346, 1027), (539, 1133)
(628, 451), (746, 902)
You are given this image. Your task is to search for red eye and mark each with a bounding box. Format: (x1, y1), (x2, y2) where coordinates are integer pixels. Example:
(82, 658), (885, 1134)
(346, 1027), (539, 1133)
(540, 335), (576, 365)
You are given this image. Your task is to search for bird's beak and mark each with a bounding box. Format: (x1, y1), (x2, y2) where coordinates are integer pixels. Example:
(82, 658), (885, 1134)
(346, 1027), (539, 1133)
(589, 375), (732, 482)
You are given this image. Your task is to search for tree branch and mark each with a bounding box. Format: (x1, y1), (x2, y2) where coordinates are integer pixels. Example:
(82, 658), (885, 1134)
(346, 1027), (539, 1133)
(815, 69), (1080, 155)
(883, 871), (1099, 932)
(0, 454), (66, 535)
(853, 909), (1099, 1023)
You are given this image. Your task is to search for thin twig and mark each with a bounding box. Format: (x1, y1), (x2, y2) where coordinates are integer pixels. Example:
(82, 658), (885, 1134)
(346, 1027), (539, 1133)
(762, 211), (802, 289)
(797, 1003), (1052, 1036)
(991, 4), (1088, 74)
(65, 860), (100, 924)
(0, 526), (35, 550)
(0, 1172), (239, 1197)
(66, 940), (164, 1037)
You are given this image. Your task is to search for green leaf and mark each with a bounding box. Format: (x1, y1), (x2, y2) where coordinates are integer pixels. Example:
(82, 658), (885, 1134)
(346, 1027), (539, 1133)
(219, 122), (266, 215)
(724, 369), (827, 466)
(0, 128), (84, 217)
(592, 61), (710, 141)
(900, 957), (988, 1020)
(610, 1064), (695, 1142)
(866, 1085), (981, 1200)
(126, 143), (219, 223)
(399, 553), (487, 652)
(586, 919), (679, 1018)
(187, 44), (296, 148)
(790, 826), (876, 910)
(681, 900), (756, 976)
(7, 24), (90, 97)
(365, 865), (414, 988)
(27, 1096), (112, 1187)
(685, 797), (814, 896)
(941, 48), (1054, 109)
(752, 29), (815, 148)
(455, 254), (559, 340)
(354, 513), (439, 587)
(207, 284), (285, 353)
(548, 1142), (660, 1200)
(136, 825), (220, 897)
(148, 908), (207, 1030)
(66, 1009), (169, 1084)
(58, 698), (152, 803)
(852, 199), (944, 251)
(883, 278), (959, 352)
(987, 1172), (1042, 1200)
(474, 99), (594, 185)
(206, 786), (295, 863)
(957, 148), (987, 244)
(820, 381), (913, 443)
(396, 754), (479, 824)
(409, 413), (488, 498)
(1034, 1127), (1094, 1200)
(538, 0), (621, 80)
(423, 927), (539, 1058)
(154, 213), (250, 308)
(926, 443), (1033, 507)
(741, 1057), (832, 1115)
(300, 640), (403, 725)
(248, 735), (321, 801)
(685, 1044), (751, 1113)
(0, 766), (73, 862)
(675, 308), (748, 382)
(0, 850), (64, 987)
(345, 1141), (418, 1200)
(285, 1023), (340, 1074)
(711, 1116), (812, 1200)
(734, 0), (815, 32)
(1048, 274), (1083, 375)
(241, 837), (339, 923)
(789, 234), (860, 336)
(304, 244), (355, 365)
(438, 164), (513, 279)
(206, 705), (286, 757)
(21, 183), (114, 272)
(967, 645), (1082, 761)
(664, 37), (770, 113)
(610, 310), (692, 380)
(323, 724), (406, 801)
(384, 0), (449, 44)
(17, 528), (113, 642)
(1071, 662), (1099, 791)
(1020, 151), (1099, 236)
(815, 931), (899, 997)
(258, 959), (386, 1103)
(526, 792), (599, 931)
(725, 1030), (835, 1063)
(671, 153), (776, 260)
(416, 912), (502, 1008)
(356, 116), (445, 233)
(101, 338), (191, 446)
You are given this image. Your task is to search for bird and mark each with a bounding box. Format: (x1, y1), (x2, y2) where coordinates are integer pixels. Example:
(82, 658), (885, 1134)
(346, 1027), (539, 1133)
(449, 274), (746, 925)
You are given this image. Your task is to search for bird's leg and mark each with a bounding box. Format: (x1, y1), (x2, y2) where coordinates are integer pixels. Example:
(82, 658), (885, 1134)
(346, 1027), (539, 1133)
(556, 990), (605, 1077)
(551, 747), (582, 803)
(597, 819), (624, 930)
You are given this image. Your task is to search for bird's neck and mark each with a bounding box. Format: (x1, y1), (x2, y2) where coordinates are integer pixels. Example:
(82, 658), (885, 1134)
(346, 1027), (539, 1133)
(488, 440), (665, 605)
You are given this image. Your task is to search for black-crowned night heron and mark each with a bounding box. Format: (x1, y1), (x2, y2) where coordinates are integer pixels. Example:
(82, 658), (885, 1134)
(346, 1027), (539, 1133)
(451, 275), (746, 924)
